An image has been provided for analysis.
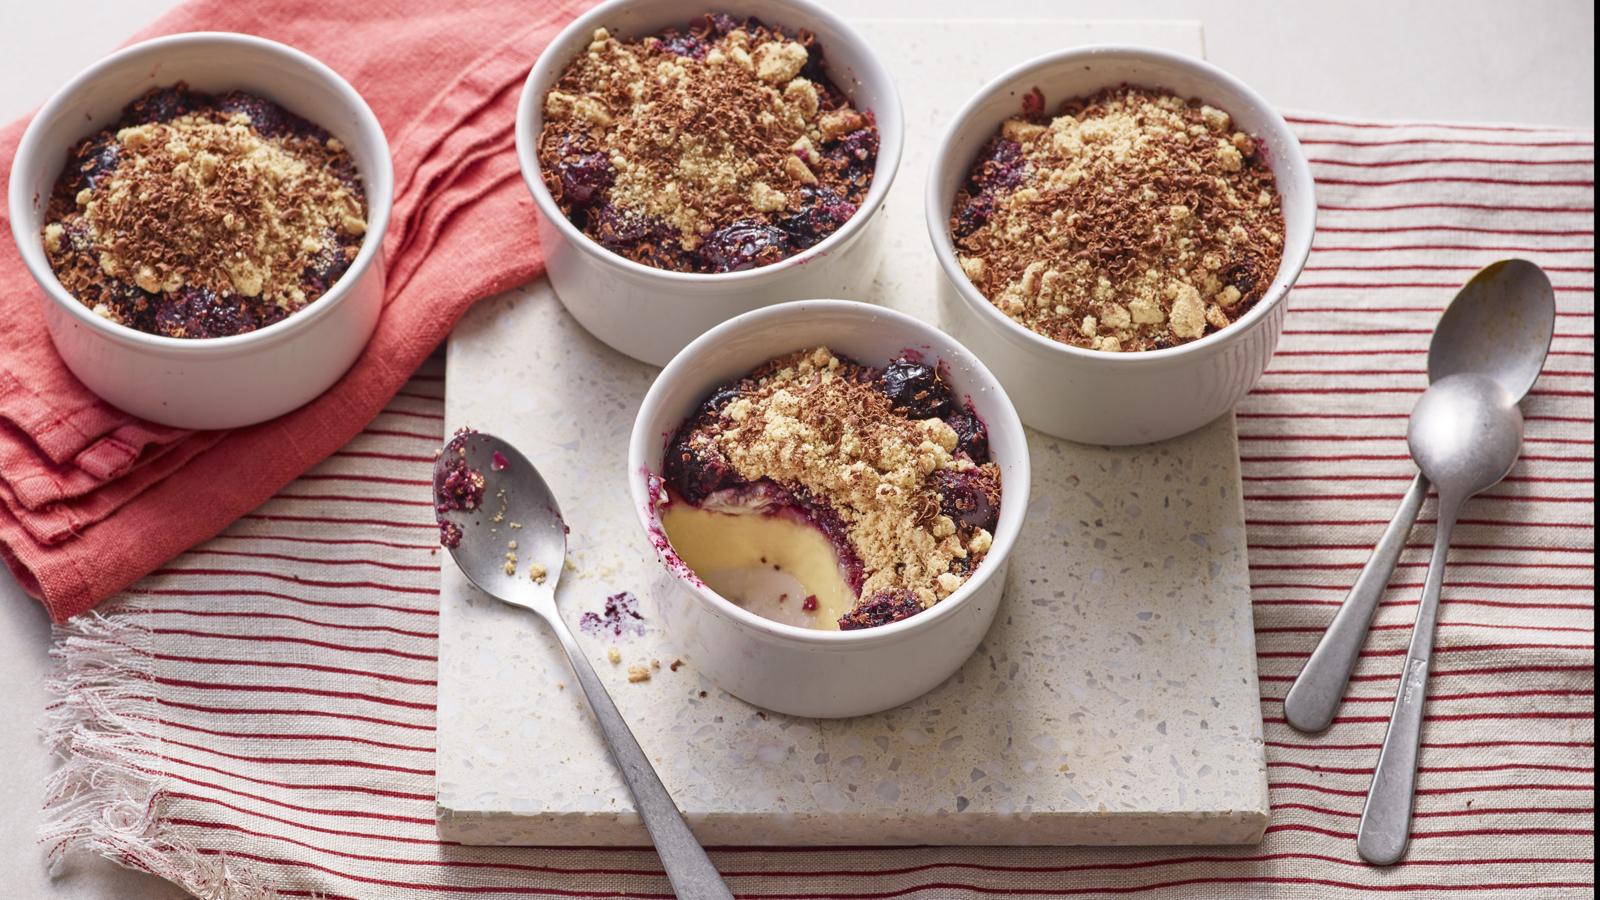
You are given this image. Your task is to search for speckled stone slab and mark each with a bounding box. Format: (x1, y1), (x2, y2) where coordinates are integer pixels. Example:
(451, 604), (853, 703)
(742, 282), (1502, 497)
(437, 18), (1270, 846)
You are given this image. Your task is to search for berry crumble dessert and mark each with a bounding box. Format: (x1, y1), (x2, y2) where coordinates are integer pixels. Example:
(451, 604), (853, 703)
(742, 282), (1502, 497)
(950, 86), (1285, 352)
(537, 14), (879, 273)
(657, 348), (1000, 631)
(41, 83), (367, 339)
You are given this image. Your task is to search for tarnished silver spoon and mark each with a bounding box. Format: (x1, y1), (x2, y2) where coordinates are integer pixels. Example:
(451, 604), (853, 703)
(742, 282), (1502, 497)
(434, 431), (733, 900)
(1357, 373), (1524, 865)
(1283, 259), (1556, 733)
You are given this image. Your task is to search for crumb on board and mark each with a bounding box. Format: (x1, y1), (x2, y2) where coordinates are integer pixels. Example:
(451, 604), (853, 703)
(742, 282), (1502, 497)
(627, 665), (652, 683)
(607, 647), (621, 665)
(670, 659), (683, 672)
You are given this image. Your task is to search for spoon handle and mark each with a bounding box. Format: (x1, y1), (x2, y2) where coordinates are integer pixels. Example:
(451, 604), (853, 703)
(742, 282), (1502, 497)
(543, 611), (734, 900)
(1285, 473), (1429, 732)
(1357, 497), (1460, 866)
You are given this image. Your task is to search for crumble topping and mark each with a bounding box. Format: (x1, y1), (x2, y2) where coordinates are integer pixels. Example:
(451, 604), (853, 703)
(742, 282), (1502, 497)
(663, 348), (1001, 629)
(435, 429), (485, 549)
(42, 84), (366, 339)
(951, 86), (1285, 351)
(538, 14), (878, 273)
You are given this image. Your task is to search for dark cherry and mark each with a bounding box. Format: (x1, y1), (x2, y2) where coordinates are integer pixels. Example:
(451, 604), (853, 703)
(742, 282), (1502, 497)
(952, 193), (994, 239)
(944, 409), (989, 460)
(659, 33), (707, 58)
(698, 220), (792, 273)
(256, 303), (291, 330)
(110, 283), (159, 333)
(931, 468), (1001, 533)
(592, 203), (652, 247)
(557, 152), (613, 207)
(877, 358), (952, 419)
(303, 237), (354, 294)
(663, 437), (743, 504)
(217, 91), (293, 138)
(798, 37), (827, 82)
(699, 385), (745, 419)
(124, 86), (202, 125)
(74, 137), (121, 191)
(777, 185), (856, 248)
(971, 138), (1025, 193)
(1225, 255), (1264, 296)
(153, 287), (256, 339)
(829, 127), (880, 165)
(838, 589), (923, 630)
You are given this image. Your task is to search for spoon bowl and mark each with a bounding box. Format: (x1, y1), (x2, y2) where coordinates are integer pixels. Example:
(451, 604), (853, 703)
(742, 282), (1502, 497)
(435, 431), (568, 609)
(1429, 259), (1557, 399)
(1407, 373), (1524, 497)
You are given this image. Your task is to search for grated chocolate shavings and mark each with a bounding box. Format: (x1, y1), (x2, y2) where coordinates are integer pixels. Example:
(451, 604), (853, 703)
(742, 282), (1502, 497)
(950, 85), (1285, 352)
(537, 15), (877, 273)
(42, 83), (366, 338)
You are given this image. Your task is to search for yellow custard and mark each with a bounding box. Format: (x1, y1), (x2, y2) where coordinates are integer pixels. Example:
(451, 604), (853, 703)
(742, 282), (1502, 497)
(661, 503), (855, 630)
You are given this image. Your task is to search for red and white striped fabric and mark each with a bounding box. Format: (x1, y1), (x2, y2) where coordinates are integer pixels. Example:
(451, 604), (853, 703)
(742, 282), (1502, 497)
(43, 115), (1594, 899)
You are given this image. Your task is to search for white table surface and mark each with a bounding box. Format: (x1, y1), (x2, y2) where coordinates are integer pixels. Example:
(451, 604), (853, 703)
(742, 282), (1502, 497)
(0, 1), (1591, 897)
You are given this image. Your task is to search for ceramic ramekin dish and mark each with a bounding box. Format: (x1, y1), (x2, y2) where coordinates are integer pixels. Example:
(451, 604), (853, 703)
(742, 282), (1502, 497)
(628, 299), (1030, 718)
(8, 32), (393, 430)
(516, 0), (904, 367)
(927, 46), (1316, 446)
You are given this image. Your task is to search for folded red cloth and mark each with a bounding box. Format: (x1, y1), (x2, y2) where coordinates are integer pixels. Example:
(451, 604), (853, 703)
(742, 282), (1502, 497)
(0, 0), (592, 621)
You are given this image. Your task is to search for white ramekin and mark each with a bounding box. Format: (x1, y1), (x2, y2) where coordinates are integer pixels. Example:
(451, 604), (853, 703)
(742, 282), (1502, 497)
(927, 46), (1316, 446)
(8, 32), (394, 430)
(627, 299), (1030, 718)
(515, 0), (904, 367)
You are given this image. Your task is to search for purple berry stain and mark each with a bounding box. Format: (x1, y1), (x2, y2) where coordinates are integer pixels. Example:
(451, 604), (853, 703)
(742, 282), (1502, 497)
(580, 591), (647, 639)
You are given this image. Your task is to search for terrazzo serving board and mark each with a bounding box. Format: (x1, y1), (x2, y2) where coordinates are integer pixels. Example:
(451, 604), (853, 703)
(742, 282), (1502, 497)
(437, 18), (1270, 846)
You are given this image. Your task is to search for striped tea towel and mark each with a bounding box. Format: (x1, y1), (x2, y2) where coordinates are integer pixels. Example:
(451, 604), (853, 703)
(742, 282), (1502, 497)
(41, 114), (1594, 898)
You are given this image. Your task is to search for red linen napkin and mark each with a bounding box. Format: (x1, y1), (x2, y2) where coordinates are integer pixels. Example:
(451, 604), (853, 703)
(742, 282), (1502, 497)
(0, 0), (593, 622)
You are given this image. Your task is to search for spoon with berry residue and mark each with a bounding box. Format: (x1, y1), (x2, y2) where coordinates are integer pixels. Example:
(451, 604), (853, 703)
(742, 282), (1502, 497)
(433, 430), (733, 900)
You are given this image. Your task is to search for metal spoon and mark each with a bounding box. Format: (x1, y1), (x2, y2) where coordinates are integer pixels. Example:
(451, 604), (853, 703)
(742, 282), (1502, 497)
(434, 431), (734, 900)
(1356, 373), (1525, 865)
(1283, 259), (1556, 733)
